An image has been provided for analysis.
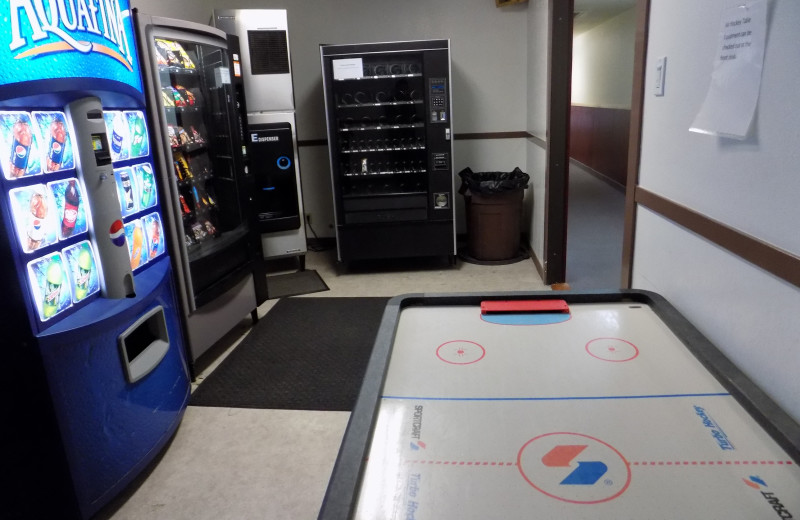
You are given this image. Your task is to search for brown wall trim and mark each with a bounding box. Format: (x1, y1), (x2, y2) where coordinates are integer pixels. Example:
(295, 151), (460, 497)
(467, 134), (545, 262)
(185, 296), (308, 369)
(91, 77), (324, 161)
(298, 132), (534, 148)
(569, 105), (630, 186)
(531, 243), (545, 280)
(569, 158), (625, 193)
(526, 132), (547, 148)
(453, 131), (529, 140)
(636, 187), (800, 289)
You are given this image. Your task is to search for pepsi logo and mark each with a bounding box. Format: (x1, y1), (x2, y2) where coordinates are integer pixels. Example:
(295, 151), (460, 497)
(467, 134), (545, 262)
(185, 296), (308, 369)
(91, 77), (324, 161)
(109, 220), (126, 247)
(15, 145), (27, 158)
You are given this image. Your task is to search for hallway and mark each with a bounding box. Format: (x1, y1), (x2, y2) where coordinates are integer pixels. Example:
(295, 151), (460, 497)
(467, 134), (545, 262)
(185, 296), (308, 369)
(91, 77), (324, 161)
(565, 162), (626, 289)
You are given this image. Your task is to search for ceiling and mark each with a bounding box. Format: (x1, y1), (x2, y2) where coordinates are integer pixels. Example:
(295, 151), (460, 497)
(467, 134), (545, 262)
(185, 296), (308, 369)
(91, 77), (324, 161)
(573, 0), (636, 35)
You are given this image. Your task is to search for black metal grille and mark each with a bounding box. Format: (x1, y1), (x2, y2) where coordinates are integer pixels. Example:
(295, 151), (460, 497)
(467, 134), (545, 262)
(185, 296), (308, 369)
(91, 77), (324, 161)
(247, 30), (290, 75)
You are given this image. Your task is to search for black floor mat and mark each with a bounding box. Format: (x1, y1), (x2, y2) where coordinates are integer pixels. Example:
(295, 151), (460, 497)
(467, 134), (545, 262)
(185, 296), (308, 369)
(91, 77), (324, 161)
(189, 297), (390, 411)
(266, 269), (329, 299)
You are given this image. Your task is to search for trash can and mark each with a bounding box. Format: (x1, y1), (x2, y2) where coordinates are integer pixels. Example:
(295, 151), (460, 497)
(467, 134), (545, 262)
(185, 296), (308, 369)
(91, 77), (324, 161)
(458, 167), (530, 262)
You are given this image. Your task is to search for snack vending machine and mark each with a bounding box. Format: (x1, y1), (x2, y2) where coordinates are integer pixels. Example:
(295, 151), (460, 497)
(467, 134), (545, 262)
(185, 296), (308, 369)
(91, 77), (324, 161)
(134, 14), (264, 368)
(0, 3), (190, 519)
(320, 40), (456, 264)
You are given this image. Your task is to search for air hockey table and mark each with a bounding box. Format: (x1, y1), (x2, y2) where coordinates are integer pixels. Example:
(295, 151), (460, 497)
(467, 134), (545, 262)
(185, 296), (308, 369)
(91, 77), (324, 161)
(317, 291), (800, 519)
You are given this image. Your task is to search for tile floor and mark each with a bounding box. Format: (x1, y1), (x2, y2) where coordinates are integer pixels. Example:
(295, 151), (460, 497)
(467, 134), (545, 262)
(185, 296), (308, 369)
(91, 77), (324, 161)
(96, 248), (548, 520)
(565, 162), (625, 290)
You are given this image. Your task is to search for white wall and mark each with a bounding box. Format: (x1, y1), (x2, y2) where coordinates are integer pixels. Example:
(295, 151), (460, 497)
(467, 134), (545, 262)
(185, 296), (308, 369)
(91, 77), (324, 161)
(634, 0), (800, 422)
(571, 8), (636, 109)
(133, 0), (530, 237)
(526, 0), (550, 265)
(133, 0), (800, 426)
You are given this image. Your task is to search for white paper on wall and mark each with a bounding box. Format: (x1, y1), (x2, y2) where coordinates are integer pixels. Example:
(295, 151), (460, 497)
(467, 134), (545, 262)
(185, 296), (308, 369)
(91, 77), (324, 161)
(689, 0), (767, 140)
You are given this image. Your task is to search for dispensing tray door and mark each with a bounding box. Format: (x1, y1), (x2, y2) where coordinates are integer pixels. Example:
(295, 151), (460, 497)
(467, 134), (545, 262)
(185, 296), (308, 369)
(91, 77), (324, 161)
(248, 122), (301, 233)
(118, 306), (170, 384)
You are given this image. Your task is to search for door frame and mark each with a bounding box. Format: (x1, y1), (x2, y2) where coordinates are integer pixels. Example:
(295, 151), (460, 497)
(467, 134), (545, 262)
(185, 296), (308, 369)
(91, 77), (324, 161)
(542, 0), (573, 285)
(543, 0), (649, 287)
(620, 0), (651, 287)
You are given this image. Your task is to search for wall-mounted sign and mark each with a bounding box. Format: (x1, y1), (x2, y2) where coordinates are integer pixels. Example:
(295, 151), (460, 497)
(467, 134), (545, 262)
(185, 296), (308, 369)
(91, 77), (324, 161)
(689, 0), (767, 140)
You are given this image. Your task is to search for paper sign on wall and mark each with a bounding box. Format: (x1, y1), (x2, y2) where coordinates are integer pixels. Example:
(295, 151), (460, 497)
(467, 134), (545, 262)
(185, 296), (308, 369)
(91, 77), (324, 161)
(689, 0), (767, 140)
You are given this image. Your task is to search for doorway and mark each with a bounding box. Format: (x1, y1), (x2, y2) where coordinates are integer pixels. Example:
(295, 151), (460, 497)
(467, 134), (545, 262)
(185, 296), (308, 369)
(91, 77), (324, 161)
(542, 0), (640, 287)
(565, 0), (635, 289)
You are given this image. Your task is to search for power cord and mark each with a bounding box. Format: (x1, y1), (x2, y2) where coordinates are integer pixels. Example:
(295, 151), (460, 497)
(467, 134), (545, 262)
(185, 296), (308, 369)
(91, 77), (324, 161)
(305, 215), (331, 252)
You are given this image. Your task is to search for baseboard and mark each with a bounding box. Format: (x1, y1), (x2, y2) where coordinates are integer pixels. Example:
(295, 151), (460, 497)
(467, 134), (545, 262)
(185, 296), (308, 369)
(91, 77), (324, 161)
(308, 235), (542, 273)
(570, 158), (625, 193)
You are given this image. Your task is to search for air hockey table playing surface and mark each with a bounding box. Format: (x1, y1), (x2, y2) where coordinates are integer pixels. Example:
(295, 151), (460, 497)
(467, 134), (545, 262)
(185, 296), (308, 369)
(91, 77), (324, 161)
(317, 291), (800, 520)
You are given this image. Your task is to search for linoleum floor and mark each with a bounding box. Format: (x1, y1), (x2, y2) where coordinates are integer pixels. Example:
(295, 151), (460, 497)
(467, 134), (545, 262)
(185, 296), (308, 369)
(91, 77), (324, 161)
(98, 247), (548, 520)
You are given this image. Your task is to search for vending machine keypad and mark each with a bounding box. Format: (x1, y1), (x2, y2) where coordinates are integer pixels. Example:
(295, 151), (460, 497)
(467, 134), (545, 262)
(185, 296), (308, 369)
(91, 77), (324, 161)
(429, 78), (448, 123)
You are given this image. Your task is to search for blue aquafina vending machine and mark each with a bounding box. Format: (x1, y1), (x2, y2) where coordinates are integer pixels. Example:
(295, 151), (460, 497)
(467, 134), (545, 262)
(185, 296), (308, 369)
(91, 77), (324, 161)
(0, 3), (190, 518)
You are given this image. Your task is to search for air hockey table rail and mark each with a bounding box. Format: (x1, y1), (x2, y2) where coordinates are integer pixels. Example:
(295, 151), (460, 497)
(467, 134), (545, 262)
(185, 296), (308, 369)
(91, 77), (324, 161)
(318, 290), (800, 519)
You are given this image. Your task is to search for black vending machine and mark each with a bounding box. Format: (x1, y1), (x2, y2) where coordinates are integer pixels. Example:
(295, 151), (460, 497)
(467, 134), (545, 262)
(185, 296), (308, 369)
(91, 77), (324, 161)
(320, 40), (455, 264)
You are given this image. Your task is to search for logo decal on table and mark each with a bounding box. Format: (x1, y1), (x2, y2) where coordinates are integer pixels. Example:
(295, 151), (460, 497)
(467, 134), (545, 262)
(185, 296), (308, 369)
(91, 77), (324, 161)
(542, 445), (608, 485)
(517, 432), (631, 504)
(694, 405), (735, 451)
(743, 475), (768, 490)
(743, 476), (796, 519)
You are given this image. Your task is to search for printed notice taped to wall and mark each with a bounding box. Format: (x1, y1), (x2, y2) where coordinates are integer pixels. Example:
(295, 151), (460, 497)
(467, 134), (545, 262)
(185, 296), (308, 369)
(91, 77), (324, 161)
(690, 0), (767, 139)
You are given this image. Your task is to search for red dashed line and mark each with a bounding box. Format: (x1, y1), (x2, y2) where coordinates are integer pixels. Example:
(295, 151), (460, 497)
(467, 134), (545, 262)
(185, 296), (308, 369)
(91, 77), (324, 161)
(407, 459), (794, 468)
(629, 460), (793, 466)
(406, 460), (517, 466)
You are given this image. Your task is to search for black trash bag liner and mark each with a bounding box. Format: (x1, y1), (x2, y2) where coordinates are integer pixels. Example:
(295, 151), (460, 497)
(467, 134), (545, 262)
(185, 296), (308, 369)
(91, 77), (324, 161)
(458, 167), (530, 195)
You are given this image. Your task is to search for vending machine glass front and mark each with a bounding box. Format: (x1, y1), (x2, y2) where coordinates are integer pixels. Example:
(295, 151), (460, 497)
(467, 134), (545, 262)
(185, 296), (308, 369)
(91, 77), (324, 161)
(153, 37), (248, 296)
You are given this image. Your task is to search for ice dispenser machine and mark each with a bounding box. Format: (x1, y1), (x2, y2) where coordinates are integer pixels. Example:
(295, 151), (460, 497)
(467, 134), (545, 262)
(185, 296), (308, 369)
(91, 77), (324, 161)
(249, 122), (302, 234)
